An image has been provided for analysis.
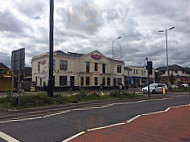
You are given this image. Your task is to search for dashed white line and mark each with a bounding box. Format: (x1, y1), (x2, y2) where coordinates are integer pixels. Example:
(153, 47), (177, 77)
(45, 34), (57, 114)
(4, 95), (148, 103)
(87, 122), (126, 132)
(43, 110), (71, 118)
(0, 131), (20, 142)
(62, 131), (85, 142)
(126, 115), (141, 123)
(165, 107), (170, 112)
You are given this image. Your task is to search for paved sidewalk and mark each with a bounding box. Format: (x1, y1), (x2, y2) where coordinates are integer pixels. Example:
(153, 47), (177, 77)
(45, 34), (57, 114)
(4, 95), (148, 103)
(70, 105), (190, 142)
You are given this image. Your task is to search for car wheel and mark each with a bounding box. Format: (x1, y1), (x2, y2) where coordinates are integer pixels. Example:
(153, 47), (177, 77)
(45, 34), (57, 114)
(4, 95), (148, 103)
(152, 90), (155, 94)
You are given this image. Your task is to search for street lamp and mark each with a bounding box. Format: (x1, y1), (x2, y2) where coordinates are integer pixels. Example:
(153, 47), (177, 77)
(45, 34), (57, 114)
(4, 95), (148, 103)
(112, 36), (122, 59)
(112, 36), (122, 89)
(158, 27), (175, 87)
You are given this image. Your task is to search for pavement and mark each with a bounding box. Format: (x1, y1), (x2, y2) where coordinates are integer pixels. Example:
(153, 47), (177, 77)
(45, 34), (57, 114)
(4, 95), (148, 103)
(69, 105), (190, 142)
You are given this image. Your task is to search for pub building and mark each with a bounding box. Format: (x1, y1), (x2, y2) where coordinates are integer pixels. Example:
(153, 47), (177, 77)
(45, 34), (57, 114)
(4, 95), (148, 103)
(32, 50), (124, 90)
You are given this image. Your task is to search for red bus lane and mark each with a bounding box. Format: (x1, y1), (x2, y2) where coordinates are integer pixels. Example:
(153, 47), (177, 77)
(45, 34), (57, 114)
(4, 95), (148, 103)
(70, 105), (190, 142)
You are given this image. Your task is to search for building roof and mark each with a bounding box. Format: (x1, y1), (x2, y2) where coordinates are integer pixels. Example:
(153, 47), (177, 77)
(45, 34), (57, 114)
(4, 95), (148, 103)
(0, 63), (8, 69)
(157, 64), (190, 73)
(124, 67), (132, 70)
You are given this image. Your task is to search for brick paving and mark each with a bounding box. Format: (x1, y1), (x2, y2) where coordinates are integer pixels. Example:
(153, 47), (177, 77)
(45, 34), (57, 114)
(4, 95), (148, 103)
(70, 105), (190, 142)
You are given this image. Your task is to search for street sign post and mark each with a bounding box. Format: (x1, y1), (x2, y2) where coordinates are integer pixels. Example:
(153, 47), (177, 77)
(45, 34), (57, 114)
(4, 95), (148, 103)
(11, 48), (25, 104)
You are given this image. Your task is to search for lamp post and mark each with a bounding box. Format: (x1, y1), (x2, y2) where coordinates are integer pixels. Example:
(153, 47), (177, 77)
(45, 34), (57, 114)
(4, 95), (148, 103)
(48, 0), (54, 97)
(158, 27), (175, 87)
(112, 36), (122, 89)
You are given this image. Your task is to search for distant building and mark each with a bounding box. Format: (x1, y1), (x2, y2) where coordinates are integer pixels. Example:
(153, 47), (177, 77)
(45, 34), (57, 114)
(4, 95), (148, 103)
(31, 50), (125, 90)
(124, 66), (156, 87)
(0, 63), (15, 92)
(157, 64), (190, 85)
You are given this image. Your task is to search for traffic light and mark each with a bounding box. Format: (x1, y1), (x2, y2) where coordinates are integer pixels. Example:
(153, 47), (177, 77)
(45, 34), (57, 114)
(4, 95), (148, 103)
(147, 61), (152, 75)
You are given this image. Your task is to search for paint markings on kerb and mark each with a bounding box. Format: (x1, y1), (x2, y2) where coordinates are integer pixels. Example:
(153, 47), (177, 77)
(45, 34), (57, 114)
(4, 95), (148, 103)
(87, 122), (125, 132)
(62, 131), (85, 142)
(127, 115), (141, 123)
(0, 131), (20, 142)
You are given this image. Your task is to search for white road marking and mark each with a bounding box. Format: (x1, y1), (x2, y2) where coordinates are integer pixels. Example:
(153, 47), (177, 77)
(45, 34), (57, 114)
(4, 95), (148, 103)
(62, 131), (85, 142)
(87, 122), (126, 132)
(0, 131), (20, 142)
(142, 111), (164, 116)
(0, 117), (42, 124)
(127, 115), (141, 123)
(165, 107), (170, 112)
(43, 110), (71, 118)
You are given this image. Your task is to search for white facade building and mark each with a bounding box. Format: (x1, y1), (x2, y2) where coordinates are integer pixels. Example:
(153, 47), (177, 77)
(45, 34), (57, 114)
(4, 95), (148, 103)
(32, 50), (125, 90)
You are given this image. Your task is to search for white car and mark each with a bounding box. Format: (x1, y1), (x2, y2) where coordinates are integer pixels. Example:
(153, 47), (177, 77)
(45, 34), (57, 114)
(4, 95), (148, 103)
(142, 83), (167, 94)
(181, 84), (188, 87)
(142, 83), (159, 94)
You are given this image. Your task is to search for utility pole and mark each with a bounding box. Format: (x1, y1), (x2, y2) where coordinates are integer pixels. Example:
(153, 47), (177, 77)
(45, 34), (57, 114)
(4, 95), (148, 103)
(146, 58), (150, 97)
(48, 0), (54, 97)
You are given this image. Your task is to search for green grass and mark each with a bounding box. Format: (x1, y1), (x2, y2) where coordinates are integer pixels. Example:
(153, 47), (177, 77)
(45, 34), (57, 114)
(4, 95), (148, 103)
(0, 88), (144, 110)
(169, 87), (190, 92)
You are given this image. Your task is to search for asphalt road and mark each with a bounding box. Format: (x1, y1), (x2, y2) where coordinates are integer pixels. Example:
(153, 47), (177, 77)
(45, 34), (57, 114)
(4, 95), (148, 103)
(0, 95), (189, 142)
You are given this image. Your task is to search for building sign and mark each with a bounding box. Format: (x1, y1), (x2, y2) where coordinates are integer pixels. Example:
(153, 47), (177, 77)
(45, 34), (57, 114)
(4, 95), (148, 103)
(91, 54), (102, 60)
(40, 60), (46, 64)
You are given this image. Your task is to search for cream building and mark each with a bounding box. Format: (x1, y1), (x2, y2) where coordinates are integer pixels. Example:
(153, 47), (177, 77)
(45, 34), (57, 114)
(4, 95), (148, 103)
(124, 66), (156, 87)
(32, 50), (125, 90)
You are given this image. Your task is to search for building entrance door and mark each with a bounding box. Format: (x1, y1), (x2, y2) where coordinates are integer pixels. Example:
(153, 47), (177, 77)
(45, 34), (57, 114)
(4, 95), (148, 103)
(70, 76), (75, 88)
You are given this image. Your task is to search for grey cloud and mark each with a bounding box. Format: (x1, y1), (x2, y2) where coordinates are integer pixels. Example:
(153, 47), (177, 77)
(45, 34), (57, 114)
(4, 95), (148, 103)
(0, 11), (23, 33)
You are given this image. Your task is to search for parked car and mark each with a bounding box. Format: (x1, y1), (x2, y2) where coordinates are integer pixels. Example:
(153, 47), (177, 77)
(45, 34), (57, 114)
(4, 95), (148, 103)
(142, 83), (167, 94)
(181, 84), (188, 87)
(142, 83), (159, 94)
(155, 84), (168, 94)
(171, 84), (179, 89)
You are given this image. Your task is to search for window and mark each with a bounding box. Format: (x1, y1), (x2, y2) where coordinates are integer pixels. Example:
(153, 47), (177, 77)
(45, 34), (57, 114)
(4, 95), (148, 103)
(117, 65), (121, 73)
(94, 63), (98, 71)
(86, 61), (90, 72)
(38, 62), (40, 72)
(94, 77), (98, 85)
(53, 59), (55, 70)
(60, 60), (67, 70)
(134, 69), (136, 74)
(102, 77), (105, 86)
(175, 70), (178, 73)
(142, 70), (143, 75)
(182, 70), (184, 74)
(107, 77), (110, 86)
(86, 77), (90, 86)
(102, 64), (106, 74)
(60, 76), (67, 86)
(136, 69), (138, 75)
(81, 77), (84, 86)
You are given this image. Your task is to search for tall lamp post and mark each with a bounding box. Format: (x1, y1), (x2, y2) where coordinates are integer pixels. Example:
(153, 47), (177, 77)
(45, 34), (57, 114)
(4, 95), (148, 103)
(48, 0), (54, 97)
(112, 36), (122, 89)
(158, 27), (175, 87)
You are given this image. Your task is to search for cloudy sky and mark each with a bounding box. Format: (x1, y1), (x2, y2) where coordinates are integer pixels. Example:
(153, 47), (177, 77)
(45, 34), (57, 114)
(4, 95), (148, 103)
(0, 0), (190, 68)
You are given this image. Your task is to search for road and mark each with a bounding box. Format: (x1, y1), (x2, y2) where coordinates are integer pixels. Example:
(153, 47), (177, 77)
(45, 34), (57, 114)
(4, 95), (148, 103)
(0, 95), (189, 142)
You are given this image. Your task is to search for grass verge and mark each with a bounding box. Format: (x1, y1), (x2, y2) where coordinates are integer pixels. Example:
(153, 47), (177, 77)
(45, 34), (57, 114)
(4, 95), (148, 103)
(0, 88), (144, 110)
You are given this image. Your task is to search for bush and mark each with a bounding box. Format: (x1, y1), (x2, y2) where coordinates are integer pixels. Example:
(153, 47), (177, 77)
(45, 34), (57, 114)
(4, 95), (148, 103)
(109, 89), (121, 98)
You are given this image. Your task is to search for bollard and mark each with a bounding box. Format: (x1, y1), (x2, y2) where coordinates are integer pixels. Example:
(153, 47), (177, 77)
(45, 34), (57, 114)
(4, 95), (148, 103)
(162, 87), (166, 96)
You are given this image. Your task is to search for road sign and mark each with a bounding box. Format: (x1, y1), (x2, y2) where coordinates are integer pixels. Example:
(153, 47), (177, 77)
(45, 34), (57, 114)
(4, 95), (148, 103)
(11, 48), (25, 71)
